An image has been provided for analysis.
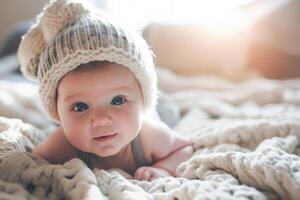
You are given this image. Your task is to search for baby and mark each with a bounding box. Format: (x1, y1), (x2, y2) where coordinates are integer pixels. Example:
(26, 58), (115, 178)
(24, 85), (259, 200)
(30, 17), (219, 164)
(17, 0), (192, 181)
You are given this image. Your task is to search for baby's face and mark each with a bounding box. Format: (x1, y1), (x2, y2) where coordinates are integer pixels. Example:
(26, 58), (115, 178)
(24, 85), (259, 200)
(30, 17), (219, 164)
(56, 62), (144, 157)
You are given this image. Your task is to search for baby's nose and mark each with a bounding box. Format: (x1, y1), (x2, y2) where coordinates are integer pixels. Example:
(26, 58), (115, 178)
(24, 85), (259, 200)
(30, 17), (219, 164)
(91, 110), (112, 127)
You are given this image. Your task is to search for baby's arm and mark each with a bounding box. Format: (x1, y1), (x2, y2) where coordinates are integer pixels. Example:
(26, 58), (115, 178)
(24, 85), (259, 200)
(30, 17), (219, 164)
(32, 127), (78, 164)
(134, 118), (193, 180)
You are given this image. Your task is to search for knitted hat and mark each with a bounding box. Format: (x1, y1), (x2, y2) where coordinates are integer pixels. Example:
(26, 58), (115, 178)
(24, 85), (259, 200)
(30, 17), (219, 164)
(17, 0), (157, 121)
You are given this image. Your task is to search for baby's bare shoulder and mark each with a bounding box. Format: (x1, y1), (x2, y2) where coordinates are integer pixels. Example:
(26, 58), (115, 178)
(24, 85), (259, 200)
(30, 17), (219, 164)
(140, 117), (186, 140)
(140, 117), (169, 141)
(32, 127), (78, 164)
(139, 117), (190, 160)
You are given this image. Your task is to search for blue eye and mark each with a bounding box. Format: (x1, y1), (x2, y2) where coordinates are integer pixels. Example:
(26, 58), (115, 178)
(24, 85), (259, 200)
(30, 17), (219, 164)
(72, 102), (89, 112)
(111, 96), (126, 105)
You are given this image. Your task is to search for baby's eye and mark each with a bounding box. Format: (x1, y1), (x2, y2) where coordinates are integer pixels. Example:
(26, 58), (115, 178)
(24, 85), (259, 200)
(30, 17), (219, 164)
(111, 95), (126, 105)
(72, 102), (89, 112)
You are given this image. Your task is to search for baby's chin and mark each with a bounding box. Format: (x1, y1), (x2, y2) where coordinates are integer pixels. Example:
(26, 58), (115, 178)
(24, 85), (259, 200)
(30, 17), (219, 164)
(93, 147), (122, 158)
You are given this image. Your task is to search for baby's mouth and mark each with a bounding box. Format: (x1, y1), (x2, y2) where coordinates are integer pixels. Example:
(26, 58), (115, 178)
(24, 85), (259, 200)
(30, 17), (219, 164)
(94, 133), (118, 142)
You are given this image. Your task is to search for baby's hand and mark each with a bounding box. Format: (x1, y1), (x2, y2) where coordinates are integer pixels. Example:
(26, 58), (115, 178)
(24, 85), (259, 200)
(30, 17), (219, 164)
(134, 166), (171, 181)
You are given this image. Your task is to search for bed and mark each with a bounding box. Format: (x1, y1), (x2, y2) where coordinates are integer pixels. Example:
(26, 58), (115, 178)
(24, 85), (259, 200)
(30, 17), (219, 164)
(0, 64), (299, 200)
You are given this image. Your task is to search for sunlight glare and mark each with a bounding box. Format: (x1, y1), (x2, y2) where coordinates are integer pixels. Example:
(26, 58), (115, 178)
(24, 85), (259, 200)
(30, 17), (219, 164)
(171, 0), (257, 34)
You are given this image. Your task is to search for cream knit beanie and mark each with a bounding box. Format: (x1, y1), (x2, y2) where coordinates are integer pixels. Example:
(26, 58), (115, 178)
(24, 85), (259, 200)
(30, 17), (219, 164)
(17, 0), (157, 121)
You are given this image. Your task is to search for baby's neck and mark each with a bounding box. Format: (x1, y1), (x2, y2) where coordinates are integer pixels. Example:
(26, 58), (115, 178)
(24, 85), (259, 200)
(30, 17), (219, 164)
(85, 144), (132, 169)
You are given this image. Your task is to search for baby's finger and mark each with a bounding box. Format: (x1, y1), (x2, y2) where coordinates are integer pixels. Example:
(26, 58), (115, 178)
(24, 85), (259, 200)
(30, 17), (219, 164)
(134, 167), (146, 180)
(133, 168), (143, 180)
(150, 173), (159, 181)
(141, 169), (152, 181)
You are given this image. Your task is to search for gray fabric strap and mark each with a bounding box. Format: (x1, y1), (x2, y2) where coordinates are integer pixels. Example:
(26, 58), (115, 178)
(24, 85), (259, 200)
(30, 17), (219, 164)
(131, 135), (150, 168)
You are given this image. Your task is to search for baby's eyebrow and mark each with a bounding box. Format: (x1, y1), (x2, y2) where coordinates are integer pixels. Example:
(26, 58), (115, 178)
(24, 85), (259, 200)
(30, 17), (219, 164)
(62, 86), (132, 102)
(111, 86), (131, 92)
(62, 93), (86, 102)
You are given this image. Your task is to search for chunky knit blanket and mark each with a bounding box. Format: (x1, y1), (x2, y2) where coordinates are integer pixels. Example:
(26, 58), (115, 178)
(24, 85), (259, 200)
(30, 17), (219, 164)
(0, 69), (300, 200)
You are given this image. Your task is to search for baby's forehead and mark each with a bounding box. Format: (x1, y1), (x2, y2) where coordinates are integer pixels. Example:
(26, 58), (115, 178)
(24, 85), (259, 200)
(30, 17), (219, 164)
(74, 60), (112, 72)
(59, 62), (140, 90)
(72, 61), (133, 75)
(57, 70), (143, 104)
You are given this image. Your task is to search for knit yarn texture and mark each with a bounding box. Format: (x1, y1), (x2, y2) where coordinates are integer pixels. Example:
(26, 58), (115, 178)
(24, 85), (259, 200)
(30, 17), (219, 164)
(17, 0), (157, 120)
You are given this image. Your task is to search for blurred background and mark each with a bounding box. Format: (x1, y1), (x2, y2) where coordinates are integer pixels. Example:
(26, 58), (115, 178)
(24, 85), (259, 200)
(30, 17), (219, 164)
(0, 0), (300, 80)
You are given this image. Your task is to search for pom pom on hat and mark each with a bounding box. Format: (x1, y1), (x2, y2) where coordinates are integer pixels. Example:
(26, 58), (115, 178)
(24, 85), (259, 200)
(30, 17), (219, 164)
(18, 0), (158, 121)
(18, 0), (90, 80)
(18, 25), (45, 80)
(40, 0), (91, 42)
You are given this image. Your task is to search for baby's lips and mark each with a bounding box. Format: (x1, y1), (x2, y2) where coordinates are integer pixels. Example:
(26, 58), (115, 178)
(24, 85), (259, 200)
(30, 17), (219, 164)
(93, 132), (118, 140)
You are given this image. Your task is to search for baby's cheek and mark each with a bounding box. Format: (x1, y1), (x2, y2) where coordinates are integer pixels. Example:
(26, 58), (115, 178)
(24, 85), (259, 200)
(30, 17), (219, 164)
(118, 109), (142, 128)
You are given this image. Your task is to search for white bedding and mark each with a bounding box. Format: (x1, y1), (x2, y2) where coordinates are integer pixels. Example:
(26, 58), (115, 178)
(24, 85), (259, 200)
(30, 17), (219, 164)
(0, 68), (299, 200)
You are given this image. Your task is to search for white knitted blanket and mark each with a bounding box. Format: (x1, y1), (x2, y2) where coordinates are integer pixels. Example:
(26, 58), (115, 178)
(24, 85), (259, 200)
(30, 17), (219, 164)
(0, 69), (300, 200)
